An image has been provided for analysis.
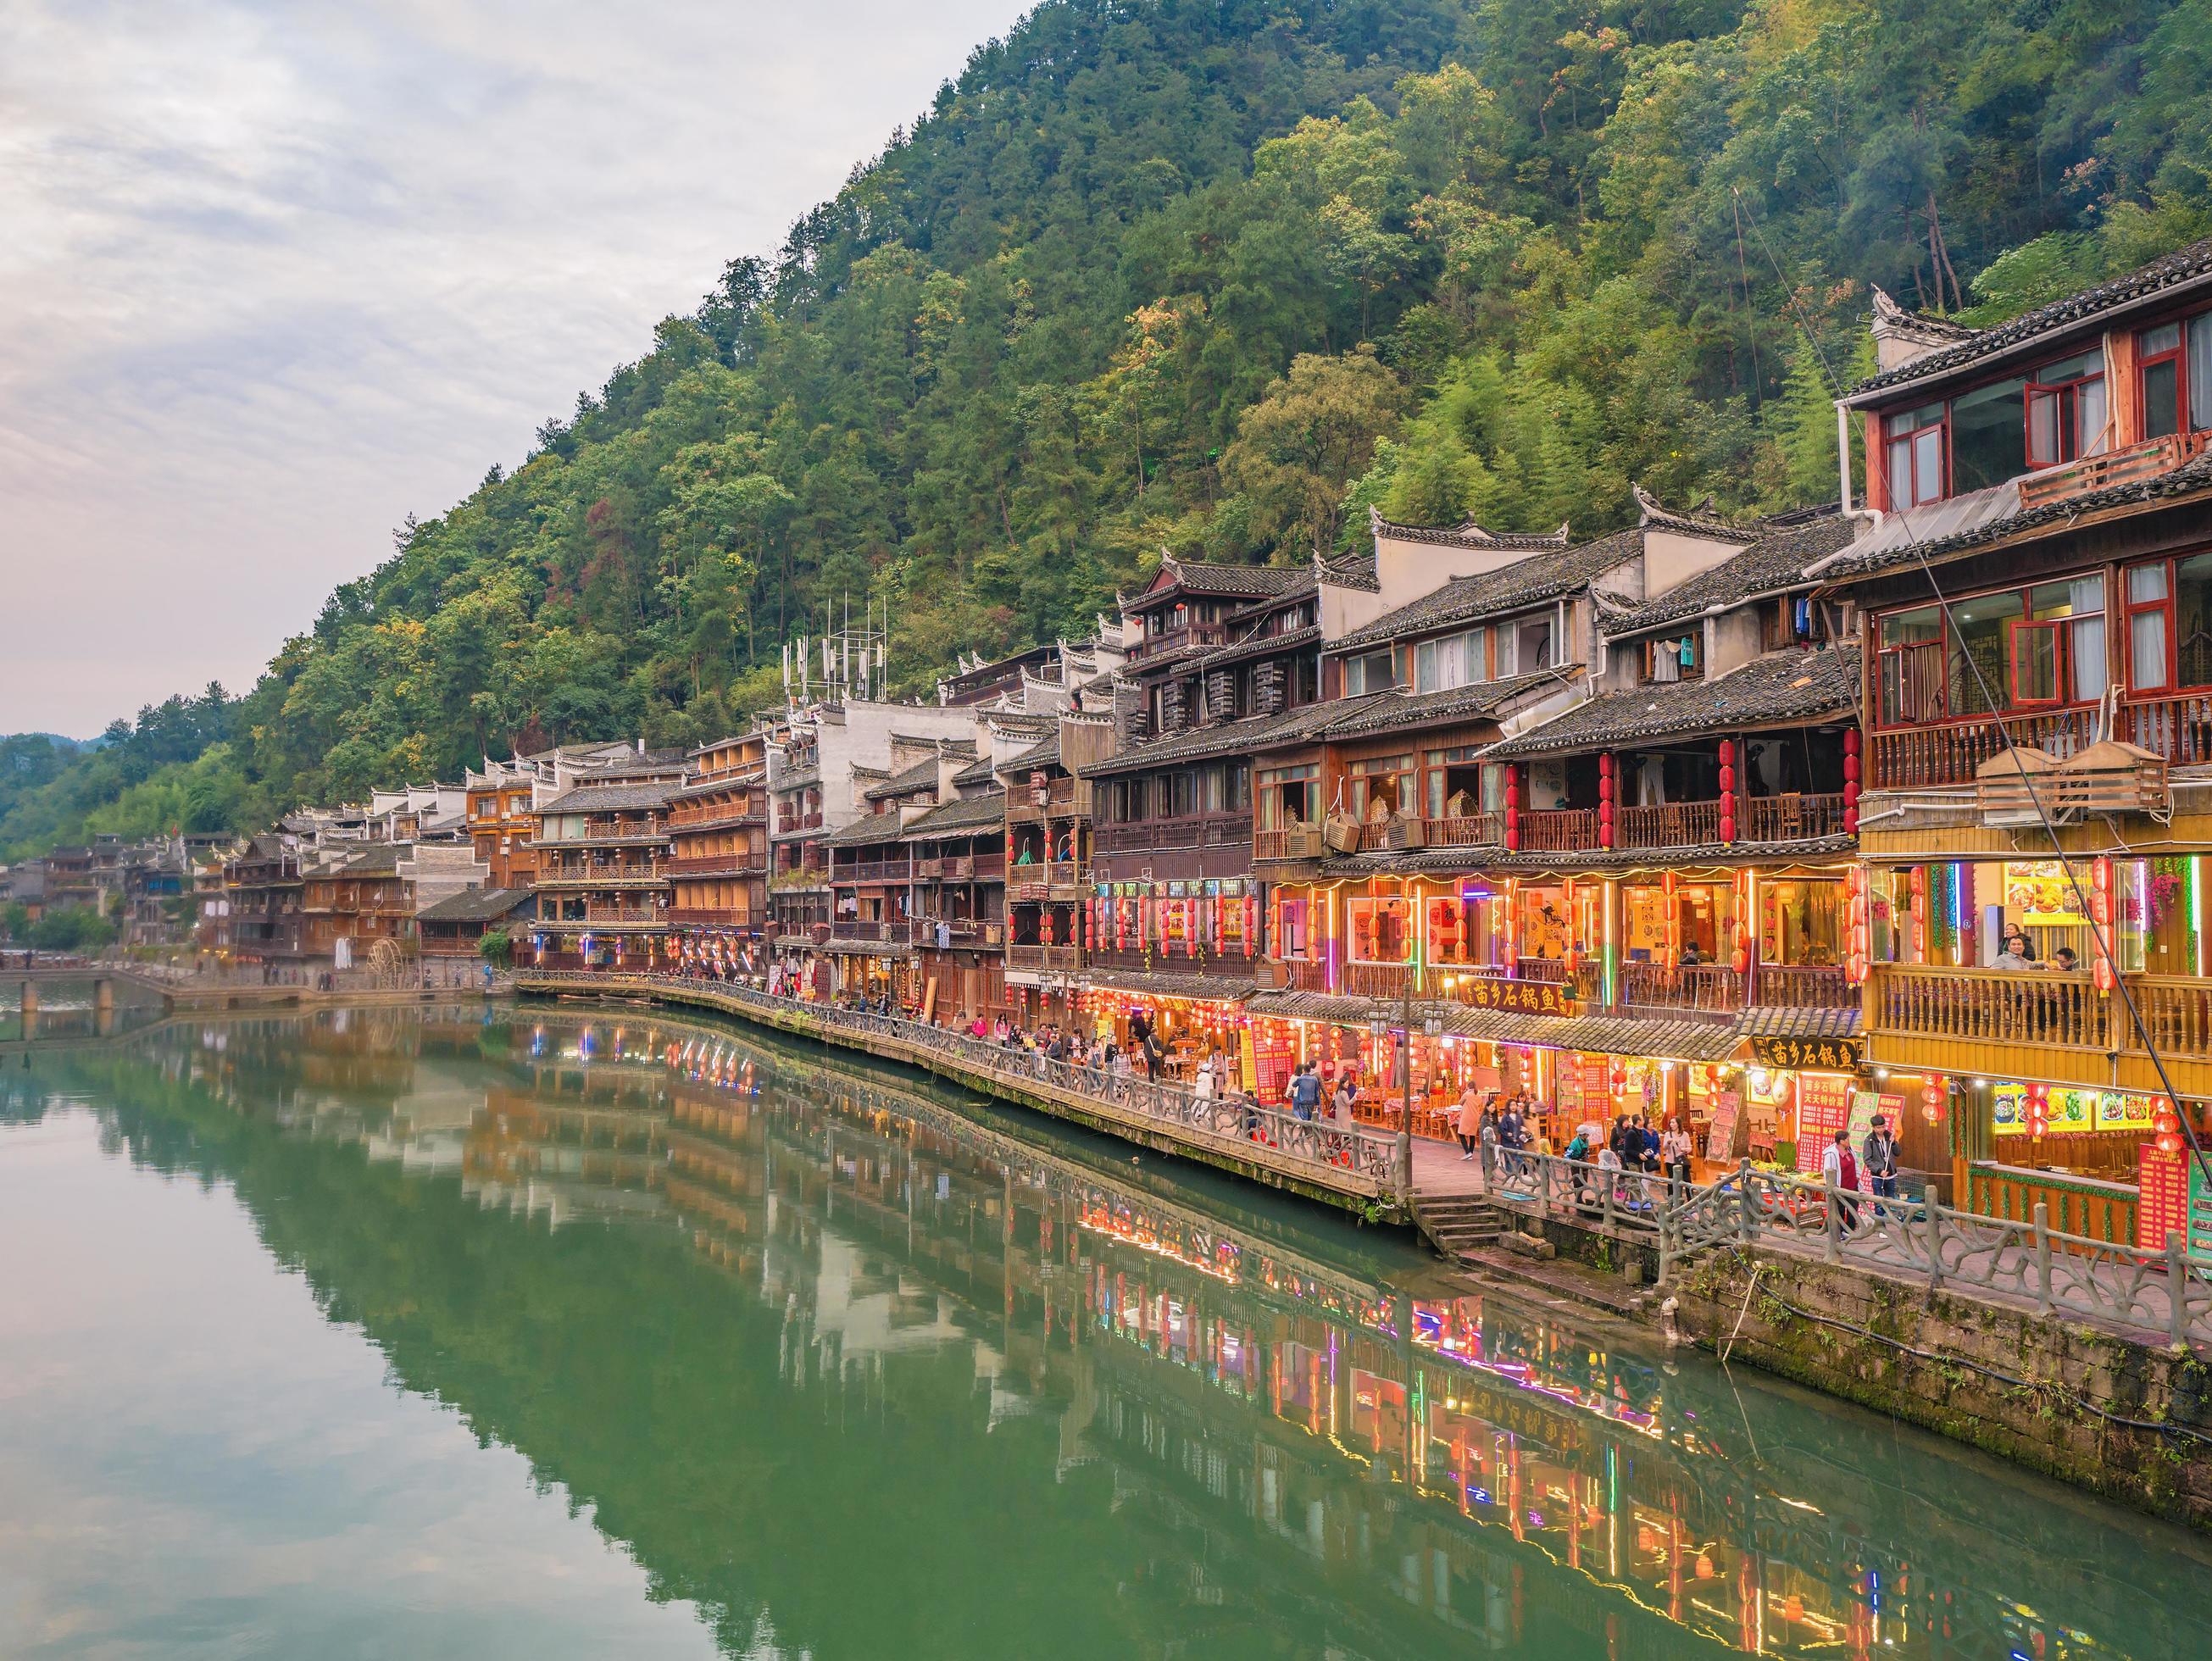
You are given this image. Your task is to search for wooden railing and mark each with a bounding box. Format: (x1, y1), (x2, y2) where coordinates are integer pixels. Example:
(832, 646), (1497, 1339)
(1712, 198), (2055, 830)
(1417, 812), (1501, 848)
(1340, 961), (1413, 999)
(2017, 428), (2211, 509)
(581, 904), (665, 924)
(1753, 963), (1856, 1009)
(1619, 960), (1744, 1014)
(1253, 824), (1326, 861)
(1006, 943), (1084, 974)
(1615, 801), (1720, 850)
(665, 907), (760, 926)
(1045, 777), (1092, 815)
(833, 858), (913, 884)
(828, 919), (902, 944)
(2119, 692), (2212, 769)
(1282, 958), (1330, 992)
(665, 853), (764, 875)
(1868, 964), (2105, 1049)
(1739, 792), (1851, 843)
(666, 803), (764, 832)
(1870, 708), (2096, 790)
(1514, 808), (1599, 852)
(536, 863), (666, 886)
(1095, 814), (1252, 854)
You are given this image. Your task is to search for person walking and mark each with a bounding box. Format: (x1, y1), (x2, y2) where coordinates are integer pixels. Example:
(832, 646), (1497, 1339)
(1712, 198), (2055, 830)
(1455, 1082), (1482, 1160)
(1288, 1064), (1321, 1124)
(1820, 1128), (1862, 1235)
(1862, 1113), (1900, 1229)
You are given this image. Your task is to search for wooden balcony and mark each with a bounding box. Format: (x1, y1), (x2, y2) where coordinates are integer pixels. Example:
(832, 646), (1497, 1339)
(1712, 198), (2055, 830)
(1417, 811), (1502, 848)
(2016, 427), (2211, 510)
(828, 919), (902, 944)
(1619, 960), (1743, 1016)
(665, 853), (765, 876)
(831, 858), (913, 884)
(536, 864), (667, 889)
(1008, 860), (1083, 902)
(1007, 943), (1084, 974)
(1045, 777), (1092, 816)
(1739, 792), (1850, 843)
(1870, 708), (2096, 791)
(1095, 814), (1252, 854)
(665, 907), (759, 926)
(1339, 961), (1414, 999)
(1754, 963), (1856, 1008)
(1615, 800), (1720, 849)
(1253, 823), (1326, 862)
(1515, 808), (1598, 852)
(581, 904), (665, 925)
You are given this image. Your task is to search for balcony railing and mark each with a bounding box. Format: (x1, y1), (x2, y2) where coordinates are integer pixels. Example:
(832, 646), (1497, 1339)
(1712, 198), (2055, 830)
(1127, 623), (1226, 664)
(536, 864), (667, 888)
(665, 907), (760, 926)
(1253, 823), (1326, 861)
(665, 853), (765, 876)
(1618, 960), (1744, 1016)
(1753, 963), (1856, 1009)
(1870, 708), (2095, 791)
(831, 858), (913, 884)
(1095, 814), (1253, 854)
(1006, 943), (1084, 974)
(828, 919), (902, 943)
(667, 803), (765, 832)
(1045, 777), (1092, 815)
(1338, 961), (1413, 999)
(2016, 427), (2212, 510)
(1738, 792), (1851, 843)
(582, 904), (665, 925)
(1418, 811), (1502, 848)
(1514, 808), (1599, 852)
(1869, 964), (2104, 1050)
(1615, 800), (1720, 849)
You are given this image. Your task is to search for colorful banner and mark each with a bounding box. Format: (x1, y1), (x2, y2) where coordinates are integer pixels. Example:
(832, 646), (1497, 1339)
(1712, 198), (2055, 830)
(1453, 975), (1576, 1017)
(2140, 1145), (2188, 1253)
(1748, 1033), (1863, 1071)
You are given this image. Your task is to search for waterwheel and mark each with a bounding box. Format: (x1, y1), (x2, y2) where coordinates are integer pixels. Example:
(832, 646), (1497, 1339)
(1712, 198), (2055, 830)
(368, 937), (406, 989)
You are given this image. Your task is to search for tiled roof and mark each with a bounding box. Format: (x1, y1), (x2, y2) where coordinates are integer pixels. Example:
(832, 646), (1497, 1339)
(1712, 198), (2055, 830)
(1601, 511), (1857, 639)
(904, 792), (1008, 836)
(1328, 836), (1856, 877)
(326, 845), (403, 875)
(1328, 528), (1651, 653)
(1485, 646), (1859, 758)
(416, 887), (534, 924)
(1084, 968), (1254, 1003)
(1848, 237), (2212, 399)
(864, 757), (942, 801)
(1150, 555), (1306, 600)
(1242, 991), (1745, 1063)
(1320, 550), (1379, 592)
(951, 753), (1001, 787)
(1733, 1004), (1863, 1040)
(1314, 667), (1581, 739)
(1809, 452), (2212, 582)
(1187, 622), (1320, 674)
(1370, 508), (1574, 553)
(537, 781), (681, 813)
(1081, 695), (1392, 777)
(1003, 733), (1060, 774)
(825, 814), (909, 848)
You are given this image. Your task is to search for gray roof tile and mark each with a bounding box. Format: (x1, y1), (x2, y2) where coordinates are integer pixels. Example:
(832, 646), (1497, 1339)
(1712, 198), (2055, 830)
(1329, 528), (1655, 653)
(1601, 512), (1857, 639)
(1485, 646), (1859, 758)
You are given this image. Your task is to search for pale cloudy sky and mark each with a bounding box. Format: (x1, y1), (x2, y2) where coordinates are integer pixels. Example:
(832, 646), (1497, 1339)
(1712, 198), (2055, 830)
(0, 0), (1020, 738)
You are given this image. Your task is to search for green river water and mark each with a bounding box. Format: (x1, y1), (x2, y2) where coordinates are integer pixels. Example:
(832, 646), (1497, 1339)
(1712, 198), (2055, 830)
(2, 1003), (2208, 1659)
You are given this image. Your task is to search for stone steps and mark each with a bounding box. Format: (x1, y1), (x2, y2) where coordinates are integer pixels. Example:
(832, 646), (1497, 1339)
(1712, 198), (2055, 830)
(1415, 1194), (1507, 1258)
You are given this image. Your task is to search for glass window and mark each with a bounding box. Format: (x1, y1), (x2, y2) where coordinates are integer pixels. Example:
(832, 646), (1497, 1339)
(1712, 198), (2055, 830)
(2029, 575), (2105, 703)
(1516, 616), (1554, 671)
(2025, 349), (2108, 468)
(1277, 897), (1311, 958)
(1345, 897), (1411, 963)
(1951, 375), (2026, 491)
(1948, 590), (2024, 717)
(1349, 754), (1416, 818)
(1884, 402), (1946, 506)
(1343, 649), (1398, 695)
(2143, 323), (2184, 440)
(1877, 604), (1945, 725)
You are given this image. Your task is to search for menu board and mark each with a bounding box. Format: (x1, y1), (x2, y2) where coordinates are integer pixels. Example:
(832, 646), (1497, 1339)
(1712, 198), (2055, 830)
(1846, 1090), (1884, 1156)
(1248, 1029), (1297, 1108)
(1556, 1058), (1582, 1122)
(1704, 1091), (1741, 1162)
(2139, 1145), (2189, 1253)
(1794, 1075), (1854, 1173)
(1583, 1055), (1614, 1111)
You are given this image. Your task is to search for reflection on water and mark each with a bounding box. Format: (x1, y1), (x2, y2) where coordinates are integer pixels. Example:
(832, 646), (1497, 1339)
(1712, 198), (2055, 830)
(3, 1006), (2209, 1659)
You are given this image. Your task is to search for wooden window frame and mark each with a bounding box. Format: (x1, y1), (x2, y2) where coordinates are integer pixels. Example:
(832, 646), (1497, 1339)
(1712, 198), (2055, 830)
(1884, 408), (1948, 509)
(2026, 365), (2106, 469)
(2006, 618), (2066, 707)
(2138, 325), (2191, 442)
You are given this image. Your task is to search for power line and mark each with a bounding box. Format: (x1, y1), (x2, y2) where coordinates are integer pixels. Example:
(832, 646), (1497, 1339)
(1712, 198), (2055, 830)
(1731, 185), (2212, 1207)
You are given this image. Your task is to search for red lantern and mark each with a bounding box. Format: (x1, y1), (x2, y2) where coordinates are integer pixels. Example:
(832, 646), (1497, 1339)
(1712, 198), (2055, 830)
(2027, 1082), (2050, 1137)
(1611, 1064), (1627, 1089)
(2154, 1097), (2185, 1154)
(2093, 955), (2116, 992)
(1731, 946), (1749, 975)
(1909, 867), (1926, 896)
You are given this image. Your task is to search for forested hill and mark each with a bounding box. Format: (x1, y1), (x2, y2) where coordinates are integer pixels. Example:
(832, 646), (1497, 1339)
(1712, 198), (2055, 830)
(9, 0), (2212, 857)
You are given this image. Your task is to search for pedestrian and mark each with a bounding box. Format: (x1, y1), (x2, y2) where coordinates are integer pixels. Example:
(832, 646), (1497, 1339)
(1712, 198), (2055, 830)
(1289, 1064), (1321, 1124)
(1660, 1115), (1693, 1192)
(1862, 1113), (1900, 1228)
(1455, 1080), (1482, 1160)
(1820, 1128), (1862, 1235)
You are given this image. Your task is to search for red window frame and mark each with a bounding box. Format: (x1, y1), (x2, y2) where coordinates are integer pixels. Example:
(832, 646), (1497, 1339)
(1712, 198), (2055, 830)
(2125, 560), (2174, 693)
(2026, 368), (2104, 468)
(1875, 636), (1946, 727)
(2139, 326), (2190, 442)
(1883, 408), (1947, 509)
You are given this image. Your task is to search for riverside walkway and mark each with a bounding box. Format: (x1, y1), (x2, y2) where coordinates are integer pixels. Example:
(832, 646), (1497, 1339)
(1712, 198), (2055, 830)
(521, 969), (2212, 1351)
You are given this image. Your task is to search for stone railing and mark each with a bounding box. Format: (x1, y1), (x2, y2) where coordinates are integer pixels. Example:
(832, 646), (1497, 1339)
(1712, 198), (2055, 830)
(1474, 1146), (2212, 1350)
(514, 969), (1401, 1197)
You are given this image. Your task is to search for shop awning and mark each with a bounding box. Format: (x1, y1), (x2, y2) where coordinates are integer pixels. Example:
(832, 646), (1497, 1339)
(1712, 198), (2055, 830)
(1084, 968), (1255, 1003)
(1244, 990), (1746, 1064)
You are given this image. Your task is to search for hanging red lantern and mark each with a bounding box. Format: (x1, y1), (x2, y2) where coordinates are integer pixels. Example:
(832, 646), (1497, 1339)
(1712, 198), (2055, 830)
(2154, 1097), (2184, 1154)
(1611, 1063), (1627, 1089)
(1243, 894), (1257, 957)
(2093, 955), (2116, 992)
(1504, 766), (1522, 852)
(2027, 1082), (2050, 1137)
(1909, 867), (1926, 896)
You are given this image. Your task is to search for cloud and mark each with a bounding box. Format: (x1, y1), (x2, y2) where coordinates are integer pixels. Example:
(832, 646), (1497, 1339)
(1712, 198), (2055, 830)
(0, 0), (1020, 736)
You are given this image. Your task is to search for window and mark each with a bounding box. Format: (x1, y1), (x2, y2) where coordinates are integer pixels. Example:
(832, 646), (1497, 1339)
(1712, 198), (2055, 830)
(1414, 630), (1486, 692)
(1950, 375), (2026, 492)
(1348, 753), (1416, 818)
(1345, 897), (1411, 963)
(1277, 896), (1312, 958)
(2126, 553), (2212, 692)
(1257, 763), (1318, 830)
(1877, 605), (1944, 725)
(1424, 747), (1489, 820)
(1885, 403), (1946, 507)
(1644, 634), (1700, 683)
(1343, 649), (1398, 695)
(2026, 350), (2108, 468)
(1515, 616), (1555, 671)
(1876, 579), (2104, 726)
(2141, 316), (2212, 439)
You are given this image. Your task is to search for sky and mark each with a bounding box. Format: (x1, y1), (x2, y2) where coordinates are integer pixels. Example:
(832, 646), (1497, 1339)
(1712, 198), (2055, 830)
(0, 0), (1021, 739)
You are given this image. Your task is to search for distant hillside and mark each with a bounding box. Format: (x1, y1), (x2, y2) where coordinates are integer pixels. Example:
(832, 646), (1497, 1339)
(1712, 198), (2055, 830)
(9, 0), (2210, 858)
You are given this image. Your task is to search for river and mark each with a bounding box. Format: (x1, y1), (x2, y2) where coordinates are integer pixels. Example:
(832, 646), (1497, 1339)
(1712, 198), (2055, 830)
(2, 1003), (2207, 1659)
